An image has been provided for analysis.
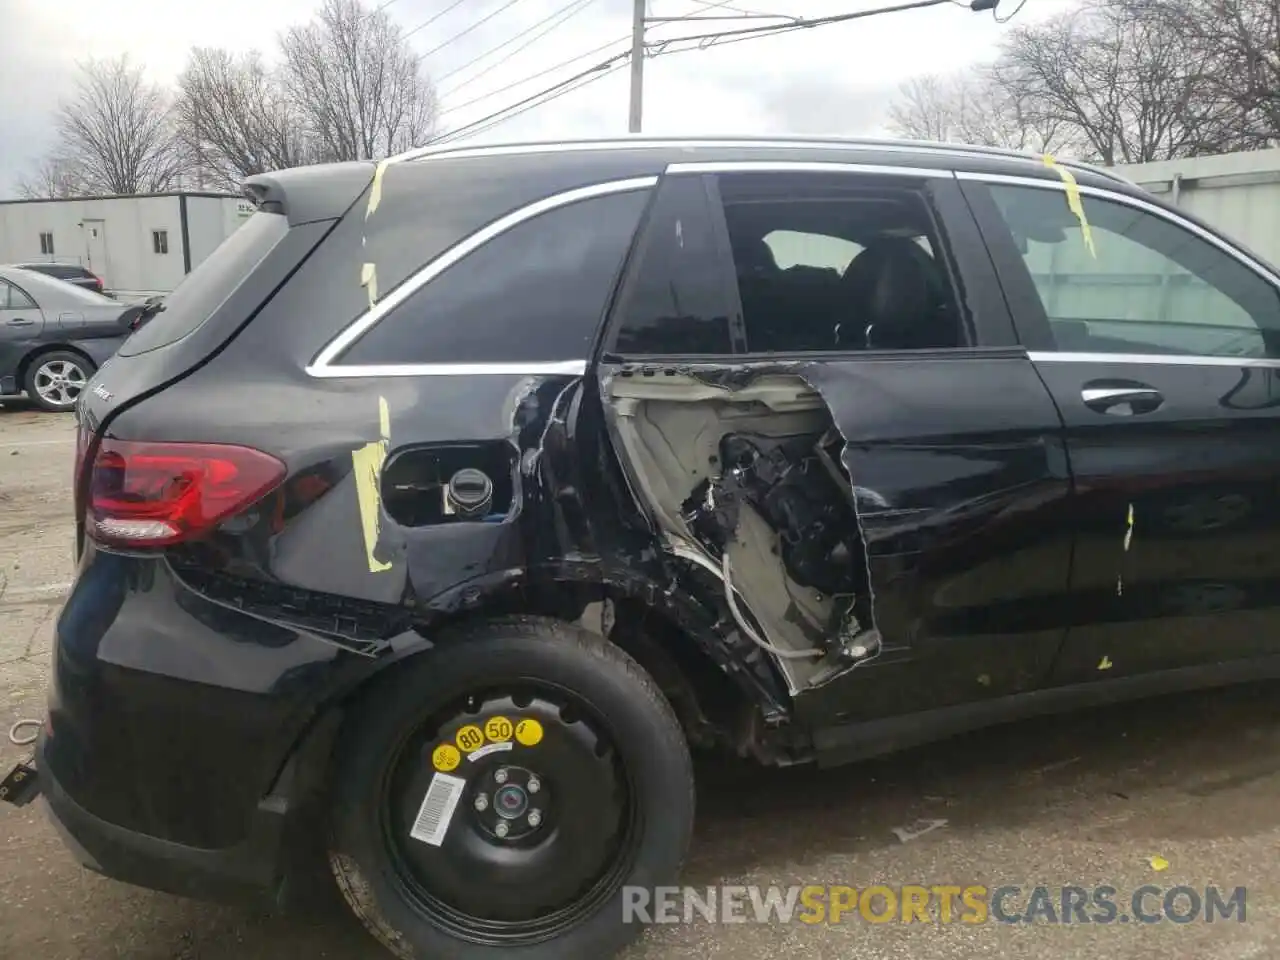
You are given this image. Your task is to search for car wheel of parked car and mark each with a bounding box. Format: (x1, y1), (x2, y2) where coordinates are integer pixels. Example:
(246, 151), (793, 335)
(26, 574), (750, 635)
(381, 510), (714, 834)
(327, 616), (695, 960)
(25, 351), (94, 412)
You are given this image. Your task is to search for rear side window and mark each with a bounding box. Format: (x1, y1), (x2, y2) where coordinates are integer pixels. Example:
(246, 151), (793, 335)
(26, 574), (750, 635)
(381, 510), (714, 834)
(337, 189), (650, 366)
(119, 211), (289, 357)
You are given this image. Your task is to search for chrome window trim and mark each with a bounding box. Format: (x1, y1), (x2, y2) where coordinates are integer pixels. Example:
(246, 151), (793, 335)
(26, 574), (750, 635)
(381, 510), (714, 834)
(955, 170), (1280, 287)
(306, 176), (658, 379)
(1028, 351), (1280, 368)
(664, 160), (955, 178)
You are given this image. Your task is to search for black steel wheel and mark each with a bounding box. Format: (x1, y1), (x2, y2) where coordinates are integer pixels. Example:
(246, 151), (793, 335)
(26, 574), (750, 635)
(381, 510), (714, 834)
(328, 616), (695, 960)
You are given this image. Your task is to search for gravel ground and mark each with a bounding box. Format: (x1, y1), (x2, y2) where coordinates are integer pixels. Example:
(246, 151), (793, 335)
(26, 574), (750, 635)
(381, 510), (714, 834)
(2, 399), (1278, 960)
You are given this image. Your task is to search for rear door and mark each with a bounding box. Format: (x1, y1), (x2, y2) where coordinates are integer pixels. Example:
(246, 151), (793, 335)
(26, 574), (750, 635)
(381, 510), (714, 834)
(962, 173), (1280, 683)
(600, 162), (1076, 722)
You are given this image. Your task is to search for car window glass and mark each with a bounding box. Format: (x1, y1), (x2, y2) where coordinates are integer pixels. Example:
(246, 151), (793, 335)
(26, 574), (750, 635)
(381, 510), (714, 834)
(988, 184), (1280, 358)
(718, 174), (967, 354)
(1, 279), (37, 309)
(764, 230), (861, 272)
(611, 176), (734, 355)
(339, 189), (650, 366)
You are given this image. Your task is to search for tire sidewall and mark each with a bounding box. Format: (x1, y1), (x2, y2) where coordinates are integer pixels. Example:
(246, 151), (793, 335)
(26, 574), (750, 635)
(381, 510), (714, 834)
(25, 350), (94, 412)
(329, 619), (695, 960)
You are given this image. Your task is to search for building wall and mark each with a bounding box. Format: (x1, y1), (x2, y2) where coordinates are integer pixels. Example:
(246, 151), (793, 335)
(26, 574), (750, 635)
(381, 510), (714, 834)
(1111, 149), (1280, 267)
(186, 196), (255, 267)
(0, 193), (243, 297)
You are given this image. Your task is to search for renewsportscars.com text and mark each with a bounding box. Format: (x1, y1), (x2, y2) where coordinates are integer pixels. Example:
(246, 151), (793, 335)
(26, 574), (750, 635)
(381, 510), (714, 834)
(623, 884), (1247, 926)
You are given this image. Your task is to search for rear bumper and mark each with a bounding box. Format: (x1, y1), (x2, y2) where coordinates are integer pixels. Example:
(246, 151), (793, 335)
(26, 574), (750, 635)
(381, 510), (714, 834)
(42, 547), (356, 906)
(38, 731), (291, 906)
(0, 374), (16, 395)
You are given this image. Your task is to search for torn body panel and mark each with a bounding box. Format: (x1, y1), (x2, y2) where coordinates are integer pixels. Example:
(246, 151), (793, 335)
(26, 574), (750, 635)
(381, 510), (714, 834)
(601, 354), (1077, 722)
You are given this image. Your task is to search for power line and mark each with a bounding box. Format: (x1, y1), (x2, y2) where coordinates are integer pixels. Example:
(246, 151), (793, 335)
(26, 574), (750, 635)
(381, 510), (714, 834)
(645, 0), (956, 53)
(435, 62), (628, 145)
(437, 0), (602, 96)
(401, 0), (473, 38)
(438, 33), (630, 117)
(432, 57), (628, 144)
(433, 0), (967, 142)
(411, 0), (530, 54)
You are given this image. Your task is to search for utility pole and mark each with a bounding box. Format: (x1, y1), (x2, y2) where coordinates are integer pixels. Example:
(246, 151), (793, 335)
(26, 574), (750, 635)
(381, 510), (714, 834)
(628, 0), (645, 133)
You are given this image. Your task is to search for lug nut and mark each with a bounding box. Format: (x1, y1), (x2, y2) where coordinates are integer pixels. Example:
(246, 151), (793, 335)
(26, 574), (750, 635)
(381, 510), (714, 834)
(494, 821), (510, 838)
(527, 776), (541, 794)
(527, 809), (542, 828)
(474, 794), (489, 812)
(493, 768), (509, 785)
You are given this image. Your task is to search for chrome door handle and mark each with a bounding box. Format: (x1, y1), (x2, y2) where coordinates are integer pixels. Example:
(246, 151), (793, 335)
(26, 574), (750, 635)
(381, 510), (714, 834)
(1081, 385), (1163, 415)
(5, 317), (34, 326)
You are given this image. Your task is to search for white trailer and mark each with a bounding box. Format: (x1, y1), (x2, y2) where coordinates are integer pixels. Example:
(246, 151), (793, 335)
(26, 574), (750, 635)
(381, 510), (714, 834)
(0, 192), (252, 299)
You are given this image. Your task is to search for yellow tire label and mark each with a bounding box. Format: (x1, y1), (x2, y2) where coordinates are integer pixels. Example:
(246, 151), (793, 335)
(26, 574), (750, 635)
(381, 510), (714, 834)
(484, 716), (514, 743)
(515, 718), (544, 747)
(431, 744), (461, 772)
(455, 725), (485, 753)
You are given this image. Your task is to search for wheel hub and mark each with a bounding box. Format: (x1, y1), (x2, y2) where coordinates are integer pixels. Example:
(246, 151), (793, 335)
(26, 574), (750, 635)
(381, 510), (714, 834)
(473, 765), (546, 840)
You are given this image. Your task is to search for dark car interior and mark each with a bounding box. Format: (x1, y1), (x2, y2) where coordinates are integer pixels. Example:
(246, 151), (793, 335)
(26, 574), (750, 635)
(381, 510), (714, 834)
(720, 187), (966, 354)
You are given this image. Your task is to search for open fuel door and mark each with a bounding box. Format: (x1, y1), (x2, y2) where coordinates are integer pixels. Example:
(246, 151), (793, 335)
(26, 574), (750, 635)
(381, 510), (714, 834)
(598, 164), (1075, 723)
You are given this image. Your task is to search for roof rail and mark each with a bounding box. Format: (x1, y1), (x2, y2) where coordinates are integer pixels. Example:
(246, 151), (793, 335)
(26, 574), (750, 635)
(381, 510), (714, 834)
(389, 135), (1131, 187)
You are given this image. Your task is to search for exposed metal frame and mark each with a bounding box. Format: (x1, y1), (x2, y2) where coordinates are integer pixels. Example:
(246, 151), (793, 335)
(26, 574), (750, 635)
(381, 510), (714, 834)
(305, 176), (658, 379)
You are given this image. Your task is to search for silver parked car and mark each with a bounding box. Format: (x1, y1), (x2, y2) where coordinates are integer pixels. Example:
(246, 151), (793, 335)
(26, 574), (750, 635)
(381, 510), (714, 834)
(0, 265), (143, 412)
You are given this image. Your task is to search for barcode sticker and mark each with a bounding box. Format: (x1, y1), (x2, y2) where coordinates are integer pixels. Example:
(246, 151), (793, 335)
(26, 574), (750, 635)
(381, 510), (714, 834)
(409, 773), (467, 847)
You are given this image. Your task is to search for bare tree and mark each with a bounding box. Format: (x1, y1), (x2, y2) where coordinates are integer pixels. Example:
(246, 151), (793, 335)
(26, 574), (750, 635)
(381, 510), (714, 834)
(280, 0), (439, 162)
(50, 55), (190, 194)
(15, 154), (88, 200)
(176, 48), (317, 191)
(1159, 0), (1280, 146)
(887, 74), (957, 142)
(887, 66), (1074, 154)
(998, 0), (1240, 164)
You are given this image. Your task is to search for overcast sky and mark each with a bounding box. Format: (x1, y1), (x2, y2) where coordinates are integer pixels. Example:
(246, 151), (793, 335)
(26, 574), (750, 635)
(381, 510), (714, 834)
(0, 0), (1078, 195)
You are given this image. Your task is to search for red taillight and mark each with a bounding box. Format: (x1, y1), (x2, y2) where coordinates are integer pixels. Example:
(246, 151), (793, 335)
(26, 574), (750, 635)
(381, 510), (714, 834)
(86, 439), (286, 547)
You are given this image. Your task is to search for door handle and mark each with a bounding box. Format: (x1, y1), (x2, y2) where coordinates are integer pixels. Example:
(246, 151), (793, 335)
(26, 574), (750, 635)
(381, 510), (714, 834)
(1081, 385), (1163, 415)
(5, 317), (34, 326)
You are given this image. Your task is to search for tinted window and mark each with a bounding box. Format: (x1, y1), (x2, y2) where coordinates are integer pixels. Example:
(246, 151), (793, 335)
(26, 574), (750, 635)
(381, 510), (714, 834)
(612, 176), (734, 355)
(718, 173), (966, 354)
(120, 211), (288, 356)
(7, 269), (110, 306)
(989, 184), (1280, 358)
(339, 189), (649, 366)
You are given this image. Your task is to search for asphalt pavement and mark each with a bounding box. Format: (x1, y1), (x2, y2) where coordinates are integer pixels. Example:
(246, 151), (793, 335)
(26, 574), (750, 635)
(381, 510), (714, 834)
(2, 399), (1278, 960)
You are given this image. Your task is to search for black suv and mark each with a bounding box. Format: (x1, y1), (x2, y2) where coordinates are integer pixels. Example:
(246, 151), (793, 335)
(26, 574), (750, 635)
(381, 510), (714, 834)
(11, 262), (107, 295)
(23, 137), (1280, 959)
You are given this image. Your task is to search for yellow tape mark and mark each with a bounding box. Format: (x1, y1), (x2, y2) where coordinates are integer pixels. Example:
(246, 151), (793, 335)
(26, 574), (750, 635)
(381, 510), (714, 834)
(365, 158), (389, 220)
(1149, 855), (1170, 872)
(1098, 655), (1113, 671)
(455, 724), (485, 753)
(432, 744), (461, 772)
(1042, 154), (1097, 259)
(1124, 503), (1134, 551)
(484, 716), (514, 743)
(515, 718), (544, 747)
(351, 395), (392, 573)
(361, 261), (378, 309)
